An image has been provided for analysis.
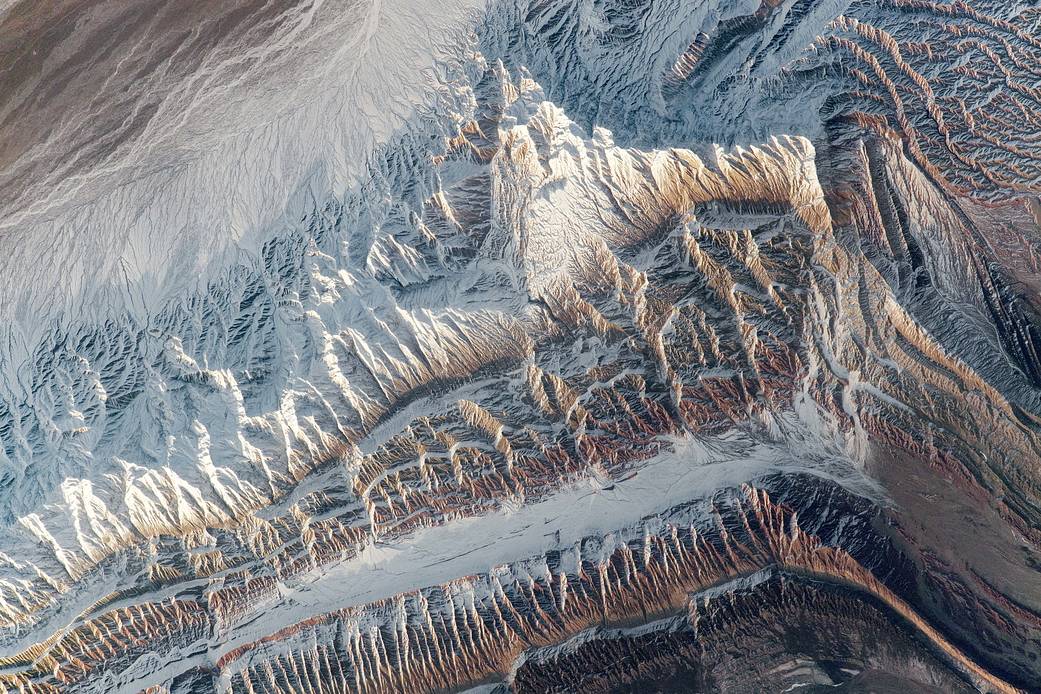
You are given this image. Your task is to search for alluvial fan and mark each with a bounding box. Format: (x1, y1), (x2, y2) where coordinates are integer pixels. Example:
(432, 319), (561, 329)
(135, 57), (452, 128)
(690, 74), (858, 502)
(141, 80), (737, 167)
(0, 0), (1039, 692)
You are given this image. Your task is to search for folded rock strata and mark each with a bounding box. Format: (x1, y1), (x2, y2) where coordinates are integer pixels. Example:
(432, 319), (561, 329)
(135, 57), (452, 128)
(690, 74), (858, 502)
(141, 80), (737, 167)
(0, 0), (1038, 692)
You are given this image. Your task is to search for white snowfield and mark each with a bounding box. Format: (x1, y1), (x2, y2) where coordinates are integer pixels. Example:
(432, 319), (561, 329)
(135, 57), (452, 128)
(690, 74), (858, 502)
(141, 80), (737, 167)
(0, 0), (487, 324)
(0, 55), (851, 642)
(0, 0), (845, 622)
(0, 0), (1036, 691)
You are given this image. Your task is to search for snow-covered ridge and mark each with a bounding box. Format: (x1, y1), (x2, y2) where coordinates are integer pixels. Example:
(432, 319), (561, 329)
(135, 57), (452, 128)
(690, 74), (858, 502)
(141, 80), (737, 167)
(1, 0), (1041, 690)
(0, 46), (841, 637)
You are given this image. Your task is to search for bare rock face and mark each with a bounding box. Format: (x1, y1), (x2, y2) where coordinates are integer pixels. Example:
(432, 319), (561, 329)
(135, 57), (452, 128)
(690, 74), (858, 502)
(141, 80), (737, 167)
(0, 0), (1039, 692)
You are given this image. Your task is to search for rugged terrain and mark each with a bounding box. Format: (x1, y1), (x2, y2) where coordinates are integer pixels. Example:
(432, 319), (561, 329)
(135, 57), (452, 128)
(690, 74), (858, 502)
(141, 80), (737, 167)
(0, 0), (1040, 692)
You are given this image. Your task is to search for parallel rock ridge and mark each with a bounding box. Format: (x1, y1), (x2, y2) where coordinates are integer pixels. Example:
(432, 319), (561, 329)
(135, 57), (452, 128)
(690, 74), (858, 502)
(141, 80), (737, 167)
(0, 0), (1038, 692)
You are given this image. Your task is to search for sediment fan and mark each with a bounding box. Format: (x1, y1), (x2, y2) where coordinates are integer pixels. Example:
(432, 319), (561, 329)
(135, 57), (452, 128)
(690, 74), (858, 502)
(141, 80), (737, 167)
(0, 0), (1038, 692)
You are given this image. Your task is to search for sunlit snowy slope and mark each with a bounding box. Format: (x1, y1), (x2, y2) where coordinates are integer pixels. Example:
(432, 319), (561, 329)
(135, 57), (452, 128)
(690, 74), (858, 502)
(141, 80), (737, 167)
(0, 0), (1040, 692)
